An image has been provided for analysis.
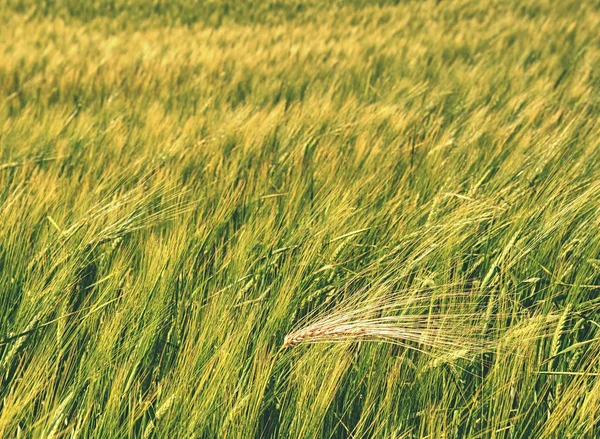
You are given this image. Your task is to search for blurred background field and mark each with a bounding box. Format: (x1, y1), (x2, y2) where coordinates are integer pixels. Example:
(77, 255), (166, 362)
(0, 0), (599, 437)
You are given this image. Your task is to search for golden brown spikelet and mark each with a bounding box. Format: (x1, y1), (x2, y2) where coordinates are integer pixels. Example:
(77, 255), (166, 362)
(283, 285), (496, 359)
(283, 284), (564, 361)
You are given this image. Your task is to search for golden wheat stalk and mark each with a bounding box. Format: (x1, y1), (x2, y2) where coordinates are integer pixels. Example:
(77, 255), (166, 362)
(284, 315), (491, 355)
(283, 286), (497, 358)
(282, 282), (565, 358)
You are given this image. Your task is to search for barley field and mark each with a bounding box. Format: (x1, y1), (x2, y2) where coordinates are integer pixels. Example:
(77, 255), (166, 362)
(1, 1), (599, 437)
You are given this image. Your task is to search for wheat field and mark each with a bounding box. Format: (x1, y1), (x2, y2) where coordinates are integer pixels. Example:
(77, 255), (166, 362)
(1, 0), (599, 437)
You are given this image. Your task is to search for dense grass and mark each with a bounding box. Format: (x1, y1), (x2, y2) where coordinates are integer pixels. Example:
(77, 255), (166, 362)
(1, 0), (599, 437)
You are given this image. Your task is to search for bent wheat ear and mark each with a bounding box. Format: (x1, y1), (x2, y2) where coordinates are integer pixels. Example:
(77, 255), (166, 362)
(284, 325), (370, 348)
(283, 286), (500, 358)
(284, 316), (492, 357)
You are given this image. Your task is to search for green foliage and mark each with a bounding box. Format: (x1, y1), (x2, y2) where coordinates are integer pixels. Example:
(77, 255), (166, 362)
(0, 0), (599, 437)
